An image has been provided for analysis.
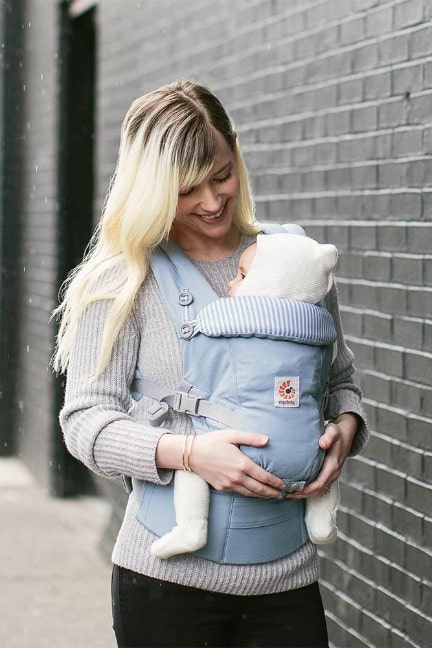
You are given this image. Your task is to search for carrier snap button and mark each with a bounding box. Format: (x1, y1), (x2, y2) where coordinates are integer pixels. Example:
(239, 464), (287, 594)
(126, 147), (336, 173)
(178, 290), (193, 306)
(180, 323), (194, 339)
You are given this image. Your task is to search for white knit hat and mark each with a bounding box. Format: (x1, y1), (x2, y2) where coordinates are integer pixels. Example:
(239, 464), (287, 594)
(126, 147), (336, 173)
(235, 233), (338, 303)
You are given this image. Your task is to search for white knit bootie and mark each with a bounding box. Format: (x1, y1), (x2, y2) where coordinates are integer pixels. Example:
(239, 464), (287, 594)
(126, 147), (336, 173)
(305, 480), (340, 544)
(151, 470), (210, 559)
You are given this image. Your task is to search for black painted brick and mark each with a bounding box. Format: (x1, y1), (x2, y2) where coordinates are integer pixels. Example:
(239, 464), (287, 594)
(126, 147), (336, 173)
(376, 465), (407, 503)
(364, 311), (393, 342)
(407, 414), (432, 451)
(375, 588), (407, 633)
(363, 431), (392, 463)
(405, 349), (432, 384)
(393, 503), (425, 546)
(393, 128), (423, 156)
(379, 33), (409, 65)
(406, 476), (432, 511)
(375, 404), (407, 439)
(409, 92), (432, 125)
(394, 62), (424, 95)
(364, 69), (392, 100)
(378, 98), (408, 129)
(376, 526), (406, 565)
(352, 104), (378, 132)
(392, 254), (423, 284)
(361, 608), (392, 647)
(406, 542), (432, 582)
(406, 606), (432, 647)
(409, 23), (432, 59)
(392, 564), (423, 610)
(408, 225), (432, 252)
(338, 251), (364, 277)
(394, 0), (424, 30)
(344, 455), (376, 491)
(363, 251), (392, 280)
(377, 225), (408, 252)
(421, 387), (432, 419)
(391, 378), (422, 414)
(392, 316), (424, 351)
(363, 491), (393, 528)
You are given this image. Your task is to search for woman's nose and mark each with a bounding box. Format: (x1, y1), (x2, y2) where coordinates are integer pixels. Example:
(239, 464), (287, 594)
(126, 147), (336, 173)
(197, 184), (221, 213)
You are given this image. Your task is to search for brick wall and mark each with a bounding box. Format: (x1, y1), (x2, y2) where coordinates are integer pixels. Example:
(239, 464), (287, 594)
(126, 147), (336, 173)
(96, 2), (431, 645)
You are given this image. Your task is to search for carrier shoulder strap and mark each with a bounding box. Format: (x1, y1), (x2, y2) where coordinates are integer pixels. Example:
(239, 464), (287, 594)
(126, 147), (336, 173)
(150, 240), (218, 335)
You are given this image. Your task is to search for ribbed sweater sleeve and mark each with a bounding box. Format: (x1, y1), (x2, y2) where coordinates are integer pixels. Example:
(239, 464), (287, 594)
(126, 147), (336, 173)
(324, 283), (369, 456)
(59, 295), (172, 485)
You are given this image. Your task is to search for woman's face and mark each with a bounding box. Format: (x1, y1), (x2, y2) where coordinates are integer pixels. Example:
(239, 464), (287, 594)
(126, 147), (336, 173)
(171, 130), (240, 255)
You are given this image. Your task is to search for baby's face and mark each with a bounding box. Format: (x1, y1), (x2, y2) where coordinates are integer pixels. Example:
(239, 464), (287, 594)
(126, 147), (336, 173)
(227, 243), (257, 296)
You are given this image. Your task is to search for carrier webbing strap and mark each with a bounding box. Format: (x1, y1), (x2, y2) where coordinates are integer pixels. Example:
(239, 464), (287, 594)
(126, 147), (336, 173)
(131, 375), (243, 428)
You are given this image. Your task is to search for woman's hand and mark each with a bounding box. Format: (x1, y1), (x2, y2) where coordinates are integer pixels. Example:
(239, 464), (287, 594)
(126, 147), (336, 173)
(156, 429), (285, 499)
(191, 429), (286, 498)
(287, 412), (360, 499)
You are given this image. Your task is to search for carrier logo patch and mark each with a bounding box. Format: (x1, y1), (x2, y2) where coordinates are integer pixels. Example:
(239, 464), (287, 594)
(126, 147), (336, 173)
(274, 377), (300, 407)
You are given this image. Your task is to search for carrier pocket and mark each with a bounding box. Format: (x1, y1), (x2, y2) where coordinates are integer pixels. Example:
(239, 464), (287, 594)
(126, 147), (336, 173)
(207, 492), (308, 564)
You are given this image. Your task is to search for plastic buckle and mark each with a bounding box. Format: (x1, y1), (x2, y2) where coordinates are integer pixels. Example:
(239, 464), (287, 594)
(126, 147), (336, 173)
(174, 391), (202, 416)
(147, 401), (169, 427)
(284, 481), (306, 494)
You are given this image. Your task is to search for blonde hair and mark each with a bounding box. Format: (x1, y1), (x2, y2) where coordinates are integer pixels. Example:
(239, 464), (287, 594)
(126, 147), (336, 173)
(52, 79), (259, 375)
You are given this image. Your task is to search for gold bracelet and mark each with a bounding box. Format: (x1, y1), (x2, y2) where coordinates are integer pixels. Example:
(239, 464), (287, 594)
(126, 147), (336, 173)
(184, 432), (196, 472)
(182, 432), (191, 471)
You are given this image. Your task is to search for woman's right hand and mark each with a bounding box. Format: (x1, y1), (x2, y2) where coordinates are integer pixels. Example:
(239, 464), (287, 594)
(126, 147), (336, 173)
(157, 429), (285, 499)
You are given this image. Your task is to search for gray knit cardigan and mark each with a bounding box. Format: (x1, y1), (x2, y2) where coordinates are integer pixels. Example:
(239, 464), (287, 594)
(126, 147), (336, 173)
(60, 233), (368, 595)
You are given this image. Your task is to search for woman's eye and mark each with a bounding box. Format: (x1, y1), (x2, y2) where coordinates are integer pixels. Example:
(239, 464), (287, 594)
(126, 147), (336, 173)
(213, 170), (232, 184)
(179, 186), (195, 197)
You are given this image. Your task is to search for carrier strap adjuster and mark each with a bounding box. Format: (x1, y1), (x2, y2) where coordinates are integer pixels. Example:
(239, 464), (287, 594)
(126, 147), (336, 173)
(147, 401), (170, 427)
(173, 391), (202, 416)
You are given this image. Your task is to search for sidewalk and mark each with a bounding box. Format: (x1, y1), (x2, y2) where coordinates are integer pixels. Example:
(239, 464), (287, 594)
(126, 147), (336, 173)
(0, 458), (116, 648)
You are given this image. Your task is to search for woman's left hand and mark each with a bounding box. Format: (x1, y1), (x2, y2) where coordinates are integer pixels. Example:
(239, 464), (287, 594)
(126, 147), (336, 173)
(286, 412), (360, 499)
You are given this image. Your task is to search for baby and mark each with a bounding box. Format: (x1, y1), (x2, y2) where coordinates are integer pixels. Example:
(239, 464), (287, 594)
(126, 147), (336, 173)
(151, 233), (340, 559)
(227, 235), (341, 545)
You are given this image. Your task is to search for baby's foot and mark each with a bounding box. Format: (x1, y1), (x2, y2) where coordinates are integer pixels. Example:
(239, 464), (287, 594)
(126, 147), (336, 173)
(151, 520), (207, 559)
(305, 481), (340, 545)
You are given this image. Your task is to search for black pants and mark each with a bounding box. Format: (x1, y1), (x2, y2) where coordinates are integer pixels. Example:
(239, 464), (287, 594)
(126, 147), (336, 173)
(112, 565), (329, 648)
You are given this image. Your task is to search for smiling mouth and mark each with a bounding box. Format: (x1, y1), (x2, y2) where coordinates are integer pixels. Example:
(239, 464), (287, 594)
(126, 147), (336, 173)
(199, 203), (226, 222)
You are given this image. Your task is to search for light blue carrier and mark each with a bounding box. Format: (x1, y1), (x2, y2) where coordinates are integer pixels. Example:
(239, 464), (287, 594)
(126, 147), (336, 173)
(132, 224), (337, 564)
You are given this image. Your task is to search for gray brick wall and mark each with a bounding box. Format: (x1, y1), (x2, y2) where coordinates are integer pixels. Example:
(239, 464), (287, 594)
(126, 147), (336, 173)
(2, 0), (430, 645)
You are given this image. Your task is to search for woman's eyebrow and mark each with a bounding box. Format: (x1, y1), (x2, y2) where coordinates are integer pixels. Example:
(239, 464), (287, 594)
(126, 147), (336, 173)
(212, 161), (232, 175)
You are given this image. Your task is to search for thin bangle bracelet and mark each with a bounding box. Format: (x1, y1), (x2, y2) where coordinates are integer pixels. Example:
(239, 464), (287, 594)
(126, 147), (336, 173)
(182, 432), (191, 471)
(184, 432), (196, 472)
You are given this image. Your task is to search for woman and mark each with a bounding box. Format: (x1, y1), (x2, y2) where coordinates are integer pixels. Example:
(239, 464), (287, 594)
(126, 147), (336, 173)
(53, 79), (368, 648)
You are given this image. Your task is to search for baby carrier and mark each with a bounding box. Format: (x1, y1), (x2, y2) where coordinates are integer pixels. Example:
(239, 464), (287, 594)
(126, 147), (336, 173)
(131, 224), (337, 564)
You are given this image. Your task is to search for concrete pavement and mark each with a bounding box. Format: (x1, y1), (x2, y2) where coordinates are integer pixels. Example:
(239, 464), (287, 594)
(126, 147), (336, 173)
(0, 458), (116, 648)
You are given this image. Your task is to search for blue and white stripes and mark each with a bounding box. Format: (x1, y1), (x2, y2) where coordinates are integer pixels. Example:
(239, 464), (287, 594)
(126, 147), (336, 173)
(196, 296), (337, 345)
